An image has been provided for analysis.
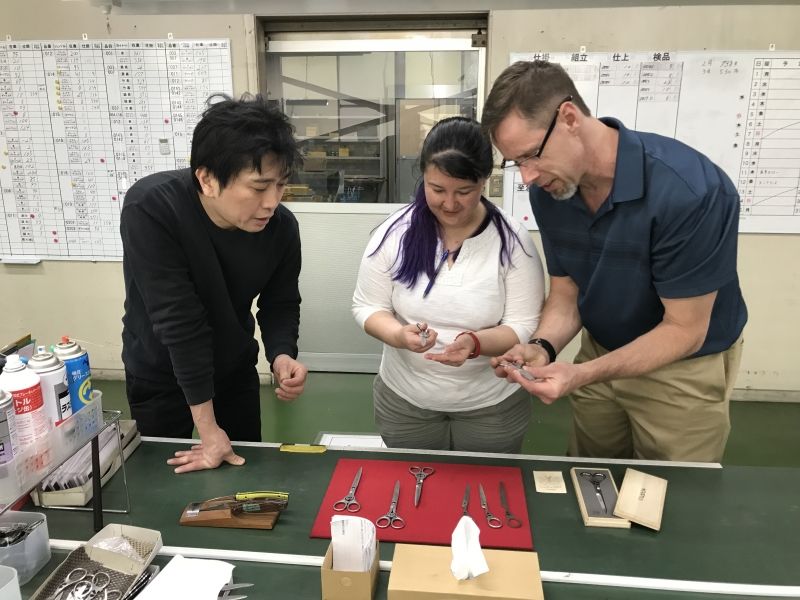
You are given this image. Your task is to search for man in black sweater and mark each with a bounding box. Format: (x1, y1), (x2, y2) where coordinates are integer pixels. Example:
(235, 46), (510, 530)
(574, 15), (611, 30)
(120, 95), (307, 473)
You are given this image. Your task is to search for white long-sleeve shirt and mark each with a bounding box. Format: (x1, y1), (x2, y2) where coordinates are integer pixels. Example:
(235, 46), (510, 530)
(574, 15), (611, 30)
(353, 205), (545, 412)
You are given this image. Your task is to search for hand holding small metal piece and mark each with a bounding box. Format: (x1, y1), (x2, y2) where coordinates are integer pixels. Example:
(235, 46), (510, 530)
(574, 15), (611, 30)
(333, 466), (363, 512)
(416, 322), (430, 345)
(376, 480), (405, 529)
(478, 484), (503, 528)
(498, 481), (522, 528)
(499, 361), (537, 381)
(580, 471), (608, 514)
(409, 465), (435, 507)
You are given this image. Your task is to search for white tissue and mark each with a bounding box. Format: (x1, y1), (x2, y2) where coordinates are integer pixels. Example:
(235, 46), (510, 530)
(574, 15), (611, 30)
(450, 515), (489, 580)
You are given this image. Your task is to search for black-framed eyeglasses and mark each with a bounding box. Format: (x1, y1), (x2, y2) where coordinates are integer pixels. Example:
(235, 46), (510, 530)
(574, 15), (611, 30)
(500, 95), (573, 170)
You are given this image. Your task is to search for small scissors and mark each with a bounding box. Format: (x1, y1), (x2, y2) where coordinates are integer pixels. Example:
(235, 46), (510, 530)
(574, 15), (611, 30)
(333, 466), (363, 512)
(50, 567), (87, 600)
(416, 323), (429, 345)
(460, 483), (471, 517)
(498, 361), (536, 381)
(478, 484), (503, 528)
(376, 480), (405, 529)
(409, 466), (434, 507)
(498, 481), (522, 528)
(580, 471), (608, 514)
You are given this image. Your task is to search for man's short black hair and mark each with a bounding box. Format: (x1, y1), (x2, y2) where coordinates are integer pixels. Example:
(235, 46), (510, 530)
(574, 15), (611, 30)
(190, 93), (302, 190)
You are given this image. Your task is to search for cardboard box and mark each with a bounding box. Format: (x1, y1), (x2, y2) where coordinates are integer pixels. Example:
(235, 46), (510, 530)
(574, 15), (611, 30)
(321, 540), (379, 600)
(388, 544), (543, 600)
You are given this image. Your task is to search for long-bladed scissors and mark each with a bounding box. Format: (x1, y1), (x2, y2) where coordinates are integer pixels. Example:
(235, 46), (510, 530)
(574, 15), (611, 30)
(333, 467), (362, 512)
(580, 471), (608, 514)
(376, 480), (405, 529)
(409, 466), (434, 507)
(479, 484), (503, 528)
(499, 481), (522, 528)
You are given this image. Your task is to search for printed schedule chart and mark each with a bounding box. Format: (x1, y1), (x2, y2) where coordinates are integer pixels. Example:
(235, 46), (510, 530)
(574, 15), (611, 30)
(0, 39), (233, 261)
(505, 51), (800, 234)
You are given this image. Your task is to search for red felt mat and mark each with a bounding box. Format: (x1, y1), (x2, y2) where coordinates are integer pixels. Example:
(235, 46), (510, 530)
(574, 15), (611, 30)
(311, 458), (533, 550)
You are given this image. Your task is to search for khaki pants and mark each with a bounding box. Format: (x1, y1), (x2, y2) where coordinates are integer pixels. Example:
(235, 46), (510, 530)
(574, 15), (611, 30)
(568, 330), (744, 462)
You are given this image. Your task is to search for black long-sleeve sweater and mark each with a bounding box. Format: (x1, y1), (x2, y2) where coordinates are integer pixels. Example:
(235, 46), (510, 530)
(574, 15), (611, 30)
(120, 169), (301, 405)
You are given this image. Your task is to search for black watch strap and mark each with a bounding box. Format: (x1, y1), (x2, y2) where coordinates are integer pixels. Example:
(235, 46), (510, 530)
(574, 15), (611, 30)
(528, 337), (556, 364)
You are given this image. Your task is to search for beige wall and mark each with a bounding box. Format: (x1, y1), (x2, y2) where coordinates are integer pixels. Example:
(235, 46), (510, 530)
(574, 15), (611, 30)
(1, 1), (798, 392)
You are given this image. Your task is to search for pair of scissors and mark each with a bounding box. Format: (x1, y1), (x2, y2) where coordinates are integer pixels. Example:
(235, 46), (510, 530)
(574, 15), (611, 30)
(71, 571), (120, 600)
(50, 567), (87, 600)
(409, 466), (434, 507)
(375, 480), (405, 529)
(498, 481), (522, 528)
(478, 484), (503, 528)
(498, 360), (537, 381)
(333, 466), (362, 512)
(580, 471), (608, 514)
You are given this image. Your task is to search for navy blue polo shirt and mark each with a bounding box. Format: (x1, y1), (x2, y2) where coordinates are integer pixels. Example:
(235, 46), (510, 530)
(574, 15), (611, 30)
(531, 118), (747, 357)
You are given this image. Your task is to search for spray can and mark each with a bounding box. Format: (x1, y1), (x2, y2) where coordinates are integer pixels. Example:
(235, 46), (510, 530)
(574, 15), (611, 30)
(0, 389), (18, 464)
(28, 347), (73, 427)
(0, 354), (51, 452)
(53, 336), (93, 414)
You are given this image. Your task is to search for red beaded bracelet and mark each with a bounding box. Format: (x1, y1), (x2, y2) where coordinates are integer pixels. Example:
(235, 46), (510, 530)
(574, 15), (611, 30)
(455, 331), (481, 359)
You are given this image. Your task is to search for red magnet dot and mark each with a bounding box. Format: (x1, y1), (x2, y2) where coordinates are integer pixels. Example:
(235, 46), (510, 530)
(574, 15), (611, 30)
(30, 213), (35, 219)
(100, 158), (105, 163)
(523, 215), (529, 221)
(164, 118), (170, 124)
(112, 195), (117, 200)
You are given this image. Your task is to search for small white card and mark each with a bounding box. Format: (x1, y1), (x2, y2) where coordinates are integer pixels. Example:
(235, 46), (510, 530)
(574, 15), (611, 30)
(533, 470), (567, 493)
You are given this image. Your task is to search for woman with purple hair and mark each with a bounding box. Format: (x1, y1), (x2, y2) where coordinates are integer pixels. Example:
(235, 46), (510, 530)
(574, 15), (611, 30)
(352, 117), (545, 452)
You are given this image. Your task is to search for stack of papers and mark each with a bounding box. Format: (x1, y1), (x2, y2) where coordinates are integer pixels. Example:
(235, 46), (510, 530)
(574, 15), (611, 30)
(331, 516), (376, 572)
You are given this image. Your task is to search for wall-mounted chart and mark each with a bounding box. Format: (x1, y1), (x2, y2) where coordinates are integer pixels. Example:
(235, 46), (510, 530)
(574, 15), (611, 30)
(0, 39), (232, 261)
(504, 51), (800, 234)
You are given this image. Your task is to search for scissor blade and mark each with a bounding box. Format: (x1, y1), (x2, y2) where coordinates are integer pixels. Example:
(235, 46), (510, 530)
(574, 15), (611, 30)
(350, 467), (363, 493)
(595, 491), (607, 513)
(391, 480), (401, 505)
(479, 484), (489, 509)
(499, 481), (510, 510)
(461, 484), (470, 511)
(414, 480), (422, 507)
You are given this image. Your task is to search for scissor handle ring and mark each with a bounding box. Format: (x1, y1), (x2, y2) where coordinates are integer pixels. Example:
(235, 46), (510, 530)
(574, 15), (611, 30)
(506, 516), (523, 528)
(486, 514), (503, 529)
(390, 516), (406, 529)
(375, 515), (391, 528)
(72, 581), (92, 596)
(67, 568), (88, 583)
(580, 471), (606, 484)
(92, 571), (111, 589)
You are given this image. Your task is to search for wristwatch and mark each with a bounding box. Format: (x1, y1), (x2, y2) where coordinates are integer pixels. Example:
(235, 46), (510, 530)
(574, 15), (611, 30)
(527, 337), (556, 364)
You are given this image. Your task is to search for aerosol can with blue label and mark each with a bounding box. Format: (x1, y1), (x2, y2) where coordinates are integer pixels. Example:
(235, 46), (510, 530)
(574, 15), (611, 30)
(53, 337), (93, 414)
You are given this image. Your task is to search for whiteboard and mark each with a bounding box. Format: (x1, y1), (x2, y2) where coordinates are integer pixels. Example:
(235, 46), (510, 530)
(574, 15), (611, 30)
(504, 51), (800, 234)
(0, 39), (233, 261)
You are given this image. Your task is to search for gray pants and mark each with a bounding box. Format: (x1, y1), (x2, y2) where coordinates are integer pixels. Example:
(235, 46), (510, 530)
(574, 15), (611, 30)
(373, 374), (532, 453)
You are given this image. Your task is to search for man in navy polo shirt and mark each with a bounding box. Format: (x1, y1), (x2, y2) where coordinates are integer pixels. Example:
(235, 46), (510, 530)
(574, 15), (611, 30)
(482, 60), (747, 462)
